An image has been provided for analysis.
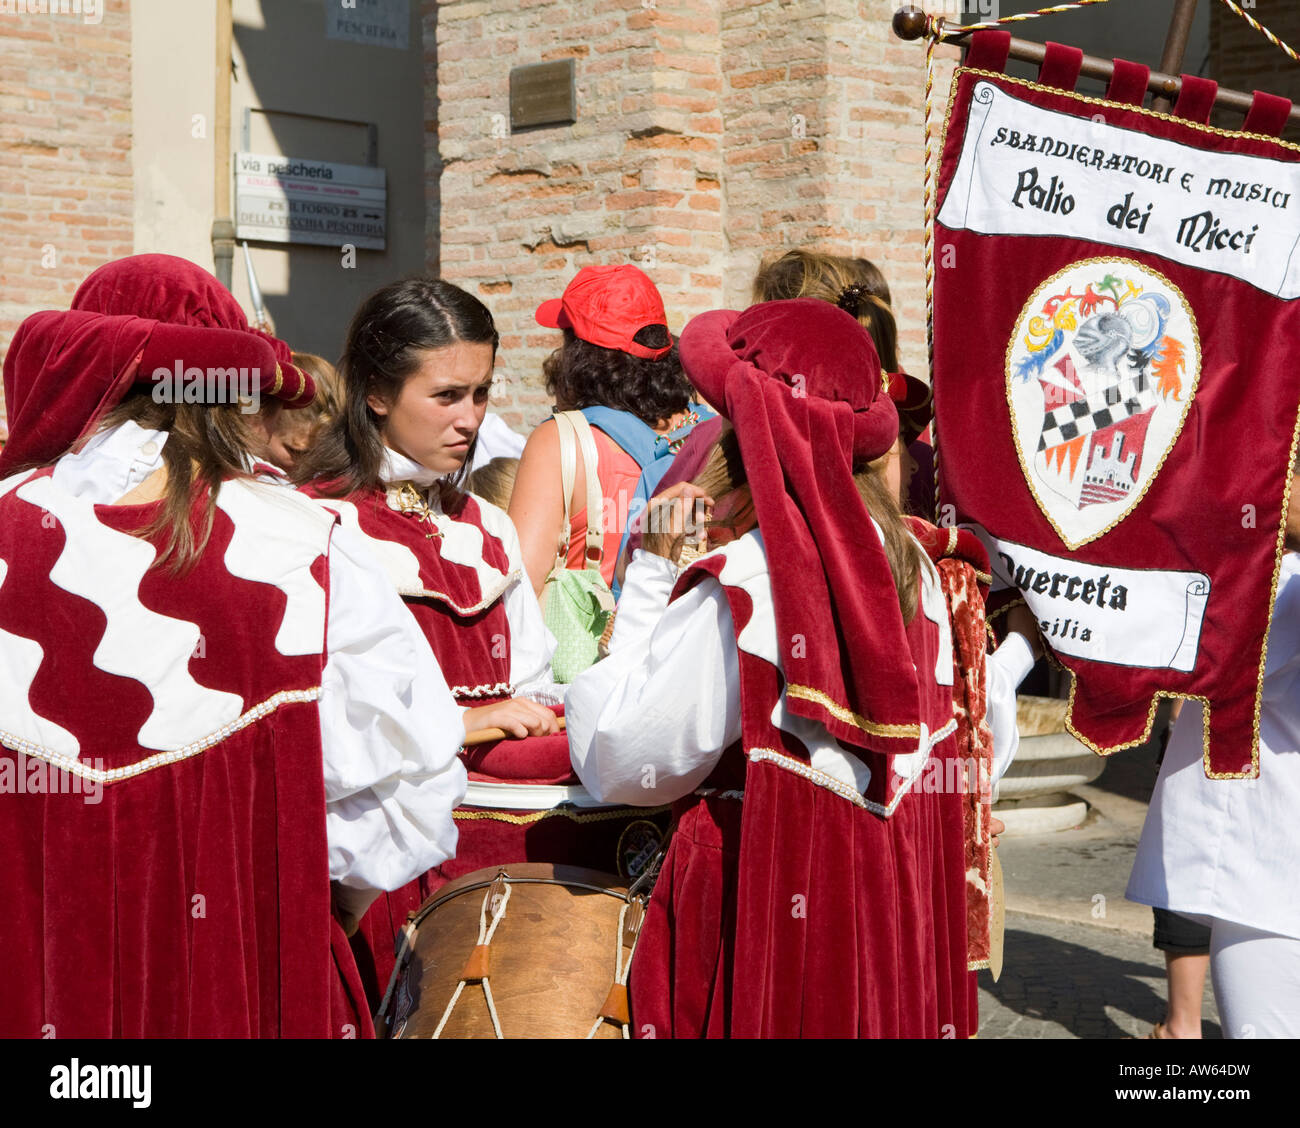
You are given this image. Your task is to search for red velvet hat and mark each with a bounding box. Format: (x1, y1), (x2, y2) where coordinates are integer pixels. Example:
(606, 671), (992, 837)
(73, 254), (316, 408)
(535, 264), (673, 360)
(885, 370), (933, 448)
(0, 255), (314, 475)
(676, 298), (924, 757)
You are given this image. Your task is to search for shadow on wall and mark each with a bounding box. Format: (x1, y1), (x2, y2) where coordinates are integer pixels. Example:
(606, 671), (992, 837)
(230, 0), (431, 361)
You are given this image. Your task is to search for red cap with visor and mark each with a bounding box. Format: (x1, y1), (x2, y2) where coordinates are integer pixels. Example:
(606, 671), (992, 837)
(535, 264), (673, 360)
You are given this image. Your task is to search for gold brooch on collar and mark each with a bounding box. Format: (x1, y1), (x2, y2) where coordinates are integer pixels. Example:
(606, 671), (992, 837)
(393, 481), (444, 540)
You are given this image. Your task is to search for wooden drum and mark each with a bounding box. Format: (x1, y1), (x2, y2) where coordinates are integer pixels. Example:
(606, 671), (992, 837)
(376, 863), (645, 1040)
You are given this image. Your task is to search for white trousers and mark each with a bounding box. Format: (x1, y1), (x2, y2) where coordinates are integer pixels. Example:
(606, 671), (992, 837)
(1211, 919), (1300, 1039)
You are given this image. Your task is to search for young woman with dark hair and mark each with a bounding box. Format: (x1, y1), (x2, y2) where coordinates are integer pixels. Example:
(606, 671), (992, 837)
(298, 275), (559, 738)
(0, 255), (470, 1038)
(298, 275), (665, 1007)
(509, 264), (711, 599)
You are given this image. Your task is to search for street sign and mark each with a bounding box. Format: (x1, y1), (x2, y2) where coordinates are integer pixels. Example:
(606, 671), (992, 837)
(325, 0), (410, 50)
(235, 152), (387, 250)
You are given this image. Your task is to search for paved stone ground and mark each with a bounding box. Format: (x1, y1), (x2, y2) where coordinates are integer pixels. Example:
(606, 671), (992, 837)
(980, 725), (1226, 1039)
(978, 910), (1222, 1039)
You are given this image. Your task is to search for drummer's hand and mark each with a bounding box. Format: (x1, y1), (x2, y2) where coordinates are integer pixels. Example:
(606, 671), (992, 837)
(642, 483), (714, 563)
(464, 698), (561, 740)
(990, 815), (1006, 849)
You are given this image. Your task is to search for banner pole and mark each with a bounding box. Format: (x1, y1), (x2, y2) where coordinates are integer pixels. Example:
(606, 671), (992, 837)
(893, 5), (1300, 126)
(1150, 0), (1200, 115)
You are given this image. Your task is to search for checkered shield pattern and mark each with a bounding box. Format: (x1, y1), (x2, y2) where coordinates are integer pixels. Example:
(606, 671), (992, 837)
(1037, 377), (1160, 452)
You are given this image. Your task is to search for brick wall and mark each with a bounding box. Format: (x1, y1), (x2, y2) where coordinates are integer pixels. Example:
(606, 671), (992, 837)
(718, 0), (956, 378)
(430, 0), (953, 429)
(1209, 2), (1300, 143)
(0, 4), (134, 437)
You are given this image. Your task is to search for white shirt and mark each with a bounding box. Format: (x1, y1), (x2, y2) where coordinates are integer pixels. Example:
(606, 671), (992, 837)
(1127, 553), (1300, 939)
(468, 413), (527, 474)
(53, 421), (469, 923)
(567, 543), (1032, 807)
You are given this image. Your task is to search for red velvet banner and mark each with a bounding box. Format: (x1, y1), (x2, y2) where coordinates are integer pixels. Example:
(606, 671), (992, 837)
(933, 59), (1300, 778)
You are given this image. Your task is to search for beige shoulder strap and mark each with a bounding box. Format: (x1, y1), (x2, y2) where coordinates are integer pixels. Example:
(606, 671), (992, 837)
(566, 411), (604, 565)
(553, 412), (579, 567)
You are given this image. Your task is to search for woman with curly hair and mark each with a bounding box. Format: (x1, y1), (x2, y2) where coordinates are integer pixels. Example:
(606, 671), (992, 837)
(509, 264), (712, 599)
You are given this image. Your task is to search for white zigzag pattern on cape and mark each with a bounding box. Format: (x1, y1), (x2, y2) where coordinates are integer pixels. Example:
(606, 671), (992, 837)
(0, 468), (38, 504)
(215, 479), (331, 657)
(16, 474), (245, 754)
(0, 556), (81, 758)
(314, 489), (516, 610)
(319, 497), (426, 595)
(432, 490), (515, 580)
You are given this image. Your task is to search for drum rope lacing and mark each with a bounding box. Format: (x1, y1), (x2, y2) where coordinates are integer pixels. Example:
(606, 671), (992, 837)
(584, 898), (642, 1041)
(431, 880), (513, 1039)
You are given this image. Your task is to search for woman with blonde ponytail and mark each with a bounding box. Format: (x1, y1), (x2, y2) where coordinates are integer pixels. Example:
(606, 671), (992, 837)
(568, 298), (998, 1037)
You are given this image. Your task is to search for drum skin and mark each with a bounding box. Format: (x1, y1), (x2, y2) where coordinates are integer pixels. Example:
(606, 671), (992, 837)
(381, 864), (636, 1039)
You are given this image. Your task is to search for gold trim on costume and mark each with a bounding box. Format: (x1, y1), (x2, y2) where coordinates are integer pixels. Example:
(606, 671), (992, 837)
(0, 687), (323, 784)
(748, 718), (958, 818)
(787, 683), (923, 739)
(268, 365), (284, 397)
(453, 804), (671, 826)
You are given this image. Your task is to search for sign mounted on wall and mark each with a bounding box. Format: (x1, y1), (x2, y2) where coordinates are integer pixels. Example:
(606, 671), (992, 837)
(510, 59), (577, 131)
(325, 0), (410, 50)
(930, 33), (1300, 779)
(234, 151), (386, 250)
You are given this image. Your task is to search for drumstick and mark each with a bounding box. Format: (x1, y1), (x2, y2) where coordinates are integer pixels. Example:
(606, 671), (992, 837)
(463, 716), (567, 747)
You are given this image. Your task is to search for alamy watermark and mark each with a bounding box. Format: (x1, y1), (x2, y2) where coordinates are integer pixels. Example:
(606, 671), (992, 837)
(2, 752), (103, 806)
(929, 1), (999, 22)
(152, 362), (261, 414)
(0, 0), (103, 25)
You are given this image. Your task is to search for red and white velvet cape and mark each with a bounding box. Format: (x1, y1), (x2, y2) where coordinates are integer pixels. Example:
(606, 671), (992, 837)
(629, 530), (976, 1038)
(0, 470), (371, 1037)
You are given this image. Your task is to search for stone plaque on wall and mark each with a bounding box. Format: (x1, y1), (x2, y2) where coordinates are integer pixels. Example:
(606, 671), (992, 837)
(509, 59), (576, 131)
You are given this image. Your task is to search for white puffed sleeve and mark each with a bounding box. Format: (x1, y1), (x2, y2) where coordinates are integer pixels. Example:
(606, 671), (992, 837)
(985, 631), (1036, 784)
(566, 551), (740, 805)
(320, 523), (468, 923)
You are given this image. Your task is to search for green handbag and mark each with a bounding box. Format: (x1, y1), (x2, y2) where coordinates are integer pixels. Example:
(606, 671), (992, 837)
(541, 412), (615, 683)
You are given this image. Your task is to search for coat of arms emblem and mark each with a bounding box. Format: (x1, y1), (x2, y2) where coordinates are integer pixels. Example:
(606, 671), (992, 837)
(1007, 258), (1200, 548)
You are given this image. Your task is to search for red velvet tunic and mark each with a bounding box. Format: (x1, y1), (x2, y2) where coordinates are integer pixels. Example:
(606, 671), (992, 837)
(0, 469), (372, 1038)
(307, 483), (665, 1011)
(628, 534), (976, 1038)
